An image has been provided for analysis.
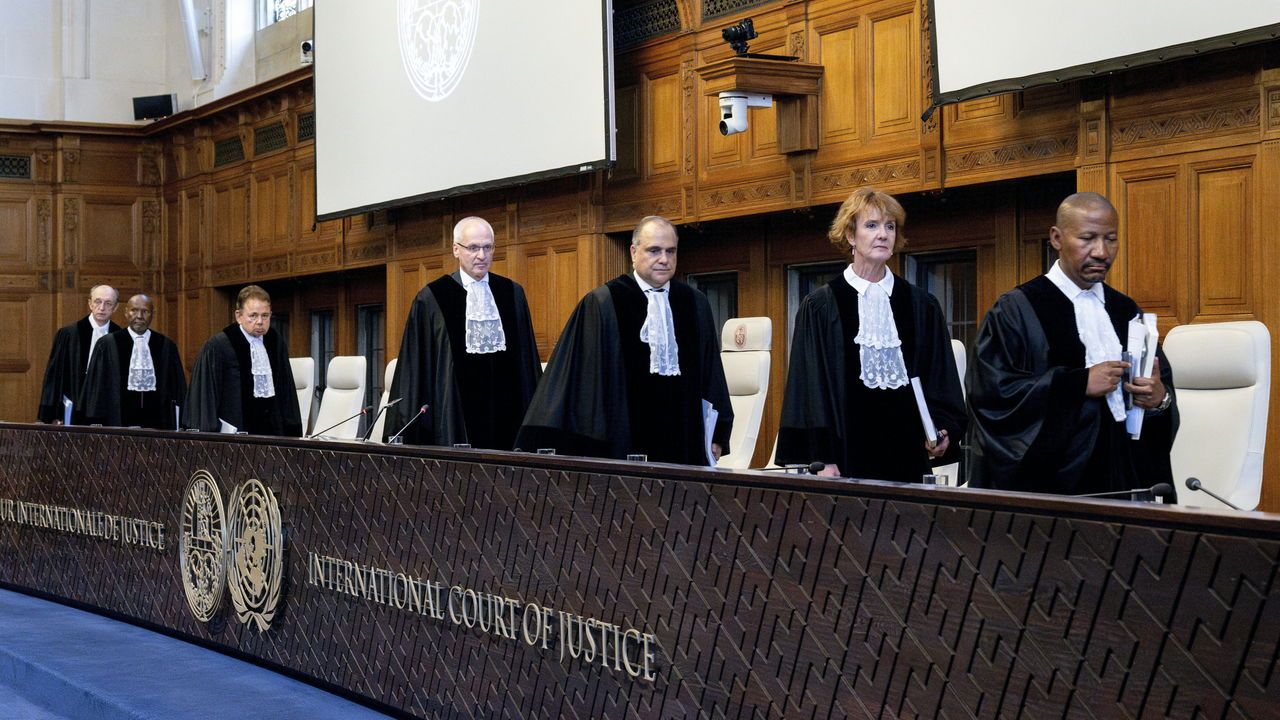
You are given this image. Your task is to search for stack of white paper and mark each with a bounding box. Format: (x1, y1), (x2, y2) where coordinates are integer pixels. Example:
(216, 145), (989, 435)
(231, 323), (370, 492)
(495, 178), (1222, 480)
(1125, 313), (1159, 438)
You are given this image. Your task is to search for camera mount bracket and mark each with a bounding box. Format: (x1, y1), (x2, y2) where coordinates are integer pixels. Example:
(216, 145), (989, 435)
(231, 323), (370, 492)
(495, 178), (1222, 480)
(696, 56), (824, 154)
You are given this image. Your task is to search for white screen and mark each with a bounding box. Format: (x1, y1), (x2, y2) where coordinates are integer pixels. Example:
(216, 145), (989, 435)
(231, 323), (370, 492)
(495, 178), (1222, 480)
(315, 0), (614, 220)
(932, 0), (1280, 103)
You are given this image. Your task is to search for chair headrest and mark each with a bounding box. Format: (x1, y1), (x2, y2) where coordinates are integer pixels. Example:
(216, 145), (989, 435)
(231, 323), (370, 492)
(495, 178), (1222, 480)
(384, 358), (398, 386)
(325, 357), (366, 390)
(289, 357), (313, 390)
(721, 317), (772, 352)
(1165, 322), (1267, 389)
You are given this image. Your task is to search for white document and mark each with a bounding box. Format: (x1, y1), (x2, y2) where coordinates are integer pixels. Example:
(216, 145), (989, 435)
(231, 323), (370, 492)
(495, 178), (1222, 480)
(910, 377), (939, 447)
(218, 418), (237, 434)
(702, 399), (719, 466)
(1125, 313), (1160, 438)
(175, 406), (182, 431)
(62, 396), (73, 425)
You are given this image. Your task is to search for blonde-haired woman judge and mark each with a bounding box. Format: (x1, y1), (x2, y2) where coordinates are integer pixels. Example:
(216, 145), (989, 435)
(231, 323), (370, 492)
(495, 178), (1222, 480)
(776, 188), (966, 482)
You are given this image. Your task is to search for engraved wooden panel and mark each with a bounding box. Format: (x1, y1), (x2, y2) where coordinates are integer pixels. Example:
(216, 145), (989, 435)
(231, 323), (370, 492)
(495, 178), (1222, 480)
(646, 73), (682, 178)
(253, 166), (294, 249)
(869, 10), (914, 138)
(1117, 167), (1181, 321)
(182, 189), (202, 267)
(953, 95), (1006, 124)
(1193, 159), (1255, 319)
(80, 197), (136, 265)
(0, 301), (30, 371)
(298, 161), (318, 244)
(0, 196), (30, 267)
(815, 25), (859, 144)
(164, 196), (180, 269)
(77, 145), (143, 186)
(211, 182), (249, 259)
(615, 85), (640, 180)
(521, 245), (553, 352)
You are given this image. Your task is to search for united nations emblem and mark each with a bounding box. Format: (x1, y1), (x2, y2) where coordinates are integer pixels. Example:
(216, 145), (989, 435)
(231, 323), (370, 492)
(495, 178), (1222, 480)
(179, 470), (227, 623)
(398, 0), (479, 102)
(225, 479), (284, 632)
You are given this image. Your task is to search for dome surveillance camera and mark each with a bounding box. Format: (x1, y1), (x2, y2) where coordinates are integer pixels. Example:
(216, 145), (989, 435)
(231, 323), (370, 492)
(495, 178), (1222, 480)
(717, 91), (772, 136)
(300, 39), (314, 64)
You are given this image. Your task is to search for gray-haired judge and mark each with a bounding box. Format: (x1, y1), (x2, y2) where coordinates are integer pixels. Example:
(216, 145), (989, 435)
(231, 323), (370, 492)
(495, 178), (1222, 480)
(517, 215), (733, 465)
(385, 216), (542, 448)
(38, 284), (121, 423)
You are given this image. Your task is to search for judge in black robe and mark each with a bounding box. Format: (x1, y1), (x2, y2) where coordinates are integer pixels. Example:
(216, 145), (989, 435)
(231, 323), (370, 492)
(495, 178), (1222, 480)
(385, 216), (542, 448)
(968, 193), (1178, 496)
(517, 216), (733, 466)
(776, 190), (966, 482)
(37, 285), (120, 423)
(183, 286), (302, 437)
(79, 294), (186, 430)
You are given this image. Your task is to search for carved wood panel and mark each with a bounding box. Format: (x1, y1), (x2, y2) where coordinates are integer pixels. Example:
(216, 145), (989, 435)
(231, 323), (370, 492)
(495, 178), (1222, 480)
(1116, 166), (1182, 322)
(646, 73), (682, 178)
(1192, 159), (1256, 320)
(815, 25), (860, 145)
(0, 195), (31, 268)
(869, 10), (915, 139)
(80, 196), (137, 266)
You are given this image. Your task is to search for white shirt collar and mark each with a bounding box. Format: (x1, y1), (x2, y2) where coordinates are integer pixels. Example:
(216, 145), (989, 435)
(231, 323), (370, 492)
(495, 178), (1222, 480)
(239, 326), (264, 345)
(128, 328), (151, 342)
(87, 315), (110, 332)
(459, 270), (489, 288)
(633, 271), (670, 292)
(1047, 260), (1105, 303)
(843, 264), (894, 296)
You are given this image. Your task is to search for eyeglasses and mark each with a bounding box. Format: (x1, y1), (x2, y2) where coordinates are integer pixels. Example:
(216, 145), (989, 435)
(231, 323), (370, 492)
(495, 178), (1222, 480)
(455, 243), (495, 255)
(90, 299), (117, 308)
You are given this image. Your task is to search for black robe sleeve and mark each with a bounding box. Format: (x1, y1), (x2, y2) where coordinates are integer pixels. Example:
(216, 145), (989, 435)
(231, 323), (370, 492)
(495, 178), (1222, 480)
(183, 334), (232, 432)
(160, 336), (189, 429)
(515, 286), (630, 459)
(510, 281), (545, 417)
(776, 286), (848, 468)
(38, 324), (80, 423)
(693, 288), (734, 453)
(913, 287), (968, 466)
(78, 335), (124, 426)
(267, 330), (302, 438)
(385, 286), (466, 445)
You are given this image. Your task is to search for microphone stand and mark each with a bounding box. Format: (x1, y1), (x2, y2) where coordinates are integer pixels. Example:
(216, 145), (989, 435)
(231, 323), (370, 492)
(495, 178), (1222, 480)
(757, 461), (827, 475)
(309, 406), (371, 439)
(387, 405), (429, 444)
(1075, 483), (1174, 502)
(1184, 477), (1243, 511)
(361, 397), (403, 442)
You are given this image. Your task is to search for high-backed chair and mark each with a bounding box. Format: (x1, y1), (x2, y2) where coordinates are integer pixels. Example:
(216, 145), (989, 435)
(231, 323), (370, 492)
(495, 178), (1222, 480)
(933, 339), (967, 484)
(309, 356), (367, 440)
(717, 317), (772, 469)
(1163, 321), (1270, 510)
(289, 357), (315, 436)
(368, 358), (398, 444)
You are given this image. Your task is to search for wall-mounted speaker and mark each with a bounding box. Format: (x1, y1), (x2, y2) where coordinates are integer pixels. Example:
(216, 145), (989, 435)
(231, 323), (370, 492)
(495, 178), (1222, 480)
(132, 93), (178, 121)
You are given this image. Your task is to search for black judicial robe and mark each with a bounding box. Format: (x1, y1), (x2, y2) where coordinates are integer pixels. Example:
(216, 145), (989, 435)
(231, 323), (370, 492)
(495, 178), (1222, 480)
(385, 272), (542, 448)
(79, 330), (187, 430)
(38, 317), (120, 423)
(183, 324), (302, 437)
(967, 276), (1178, 496)
(776, 274), (967, 482)
(516, 275), (733, 466)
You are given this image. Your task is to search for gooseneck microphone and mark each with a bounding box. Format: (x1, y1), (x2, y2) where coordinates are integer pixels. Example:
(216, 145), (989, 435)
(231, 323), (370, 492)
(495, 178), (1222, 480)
(387, 405), (429, 444)
(1075, 483), (1175, 502)
(759, 461), (827, 475)
(361, 397), (403, 442)
(309, 406), (372, 439)
(1185, 477), (1243, 511)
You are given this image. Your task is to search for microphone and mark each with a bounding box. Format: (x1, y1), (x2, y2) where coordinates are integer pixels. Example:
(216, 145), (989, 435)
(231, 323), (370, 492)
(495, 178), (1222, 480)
(1185, 477), (1243, 511)
(309, 406), (372, 439)
(361, 397), (403, 442)
(1075, 483), (1175, 502)
(387, 404), (428, 444)
(758, 461), (827, 475)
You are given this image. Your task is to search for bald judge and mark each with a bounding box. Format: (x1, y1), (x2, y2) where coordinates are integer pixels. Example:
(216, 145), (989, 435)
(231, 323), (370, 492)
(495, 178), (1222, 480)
(79, 294), (186, 429)
(385, 216), (542, 448)
(517, 216), (733, 465)
(968, 192), (1178, 496)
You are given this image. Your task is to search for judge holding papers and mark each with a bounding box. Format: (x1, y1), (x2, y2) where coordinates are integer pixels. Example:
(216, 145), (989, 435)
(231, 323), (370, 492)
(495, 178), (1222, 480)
(776, 188), (966, 482)
(78, 294), (186, 430)
(968, 192), (1178, 496)
(385, 216), (542, 449)
(517, 216), (733, 465)
(183, 285), (302, 437)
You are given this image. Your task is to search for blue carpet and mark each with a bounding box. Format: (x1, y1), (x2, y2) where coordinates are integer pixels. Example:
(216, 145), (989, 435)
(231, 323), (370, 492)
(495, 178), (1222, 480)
(0, 589), (390, 720)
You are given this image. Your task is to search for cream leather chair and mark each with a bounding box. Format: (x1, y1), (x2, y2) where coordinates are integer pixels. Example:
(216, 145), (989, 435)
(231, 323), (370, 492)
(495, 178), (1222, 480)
(933, 339), (967, 484)
(289, 357), (315, 436)
(1163, 321), (1270, 511)
(309, 356), (368, 440)
(367, 358), (398, 444)
(717, 317), (771, 469)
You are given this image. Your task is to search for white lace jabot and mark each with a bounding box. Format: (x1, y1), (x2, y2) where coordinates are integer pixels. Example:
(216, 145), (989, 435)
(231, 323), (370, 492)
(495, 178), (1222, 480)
(459, 272), (506, 354)
(126, 329), (156, 392)
(844, 265), (909, 390)
(634, 272), (680, 376)
(240, 327), (275, 399)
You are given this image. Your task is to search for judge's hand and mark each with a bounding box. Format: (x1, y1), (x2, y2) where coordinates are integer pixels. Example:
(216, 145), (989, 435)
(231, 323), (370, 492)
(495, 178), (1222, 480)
(817, 463), (840, 477)
(1124, 356), (1167, 410)
(1086, 360), (1129, 397)
(711, 443), (722, 462)
(926, 429), (950, 459)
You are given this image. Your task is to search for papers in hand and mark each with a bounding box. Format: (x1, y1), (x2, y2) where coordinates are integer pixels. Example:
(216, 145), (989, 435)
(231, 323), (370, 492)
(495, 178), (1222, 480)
(909, 377), (939, 448)
(62, 396), (73, 426)
(702, 399), (719, 466)
(218, 418), (238, 434)
(1125, 313), (1159, 439)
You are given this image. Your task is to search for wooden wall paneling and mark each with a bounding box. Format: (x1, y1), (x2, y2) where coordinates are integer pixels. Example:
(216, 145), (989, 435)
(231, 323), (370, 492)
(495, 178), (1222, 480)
(208, 177), (249, 284)
(517, 176), (589, 242)
(868, 5), (916, 141)
(1189, 153), (1258, 323)
(0, 193), (34, 270)
(76, 139), (145, 187)
(1114, 162), (1183, 323)
(385, 256), (445, 362)
(614, 84), (640, 181)
(391, 203), (448, 259)
(1258, 64), (1280, 513)
(815, 22), (860, 148)
(646, 72), (683, 178)
(516, 236), (590, 358)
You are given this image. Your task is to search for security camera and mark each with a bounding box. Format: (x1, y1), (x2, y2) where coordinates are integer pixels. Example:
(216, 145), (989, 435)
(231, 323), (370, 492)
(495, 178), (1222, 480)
(300, 39), (314, 64)
(718, 91), (772, 136)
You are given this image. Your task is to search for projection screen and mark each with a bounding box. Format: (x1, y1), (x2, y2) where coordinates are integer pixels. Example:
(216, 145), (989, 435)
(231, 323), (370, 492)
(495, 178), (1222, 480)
(930, 0), (1280, 107)
(315, 1), (614, 220)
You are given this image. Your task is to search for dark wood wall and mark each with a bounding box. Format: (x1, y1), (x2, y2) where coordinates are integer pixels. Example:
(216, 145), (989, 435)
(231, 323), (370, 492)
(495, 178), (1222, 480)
(0, 0), (1277, 508)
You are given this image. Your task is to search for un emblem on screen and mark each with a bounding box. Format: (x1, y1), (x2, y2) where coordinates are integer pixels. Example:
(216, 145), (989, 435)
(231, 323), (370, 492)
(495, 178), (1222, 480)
(226, 479), (284, 632)
(398, 0), (479, 102)
(179, 470), (227, 623)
